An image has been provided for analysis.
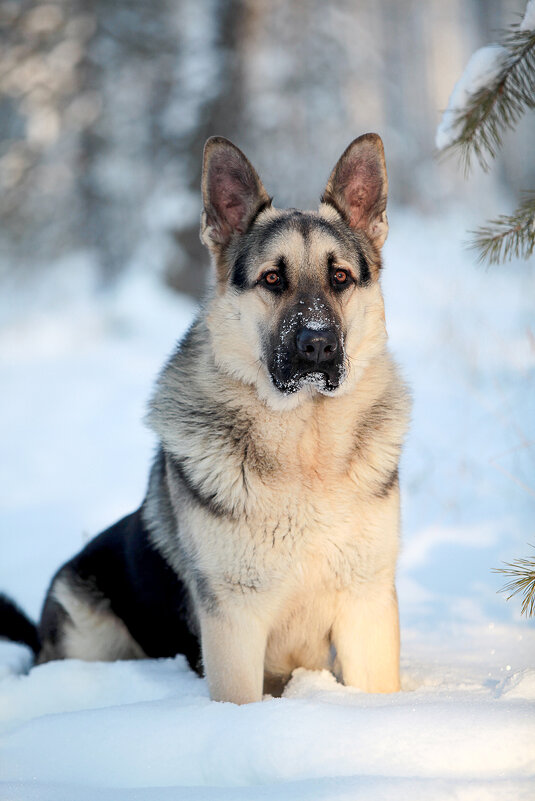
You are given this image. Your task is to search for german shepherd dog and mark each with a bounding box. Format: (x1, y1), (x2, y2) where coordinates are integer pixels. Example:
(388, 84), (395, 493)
(5, 134), (410, 703)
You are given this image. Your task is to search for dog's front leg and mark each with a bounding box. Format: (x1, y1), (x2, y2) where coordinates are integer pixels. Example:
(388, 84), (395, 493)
(200, 609), (267, 704)
(332, 581), (400, 693)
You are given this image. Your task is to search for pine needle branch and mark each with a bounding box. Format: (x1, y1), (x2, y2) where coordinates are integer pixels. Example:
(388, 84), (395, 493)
(441, 25), (535, 174)
(468, 193), (535, 264)
(494, 545), (535, 617)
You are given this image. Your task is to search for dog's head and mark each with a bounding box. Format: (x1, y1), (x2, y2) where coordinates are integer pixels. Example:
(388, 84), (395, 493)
(200, 135), (389, 410)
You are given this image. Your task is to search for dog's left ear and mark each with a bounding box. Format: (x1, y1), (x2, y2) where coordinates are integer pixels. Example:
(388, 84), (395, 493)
(201, 137), (271, 252)
(322, 133), (388, 249)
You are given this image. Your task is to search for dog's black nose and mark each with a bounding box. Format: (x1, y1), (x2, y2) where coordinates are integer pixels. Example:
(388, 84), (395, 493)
(296, 328), (338, 364)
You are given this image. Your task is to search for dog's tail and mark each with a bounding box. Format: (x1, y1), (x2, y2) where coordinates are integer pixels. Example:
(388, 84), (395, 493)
(0, 594), (40, 655)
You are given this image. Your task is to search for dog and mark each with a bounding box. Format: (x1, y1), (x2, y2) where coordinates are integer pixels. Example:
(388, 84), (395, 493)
(4, 134), (410, 704)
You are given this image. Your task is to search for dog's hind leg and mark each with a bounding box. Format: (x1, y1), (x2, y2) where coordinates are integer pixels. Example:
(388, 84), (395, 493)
(37, 571), (145, 664)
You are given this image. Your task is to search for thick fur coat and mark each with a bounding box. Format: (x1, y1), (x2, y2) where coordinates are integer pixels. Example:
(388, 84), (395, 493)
(32, 134), (411, 704)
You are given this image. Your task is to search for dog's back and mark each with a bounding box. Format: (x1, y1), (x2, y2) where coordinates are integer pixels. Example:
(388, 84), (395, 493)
(36, 502), (201, 670)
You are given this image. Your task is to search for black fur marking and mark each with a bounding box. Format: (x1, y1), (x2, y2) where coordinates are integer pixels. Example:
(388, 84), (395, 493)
(376, 466), (399, 498)
(255, 210), (309, 250)
(193, 572), (217, 614)
(0, 594), (40, 654)
(146, 449), (219, 616)
(353, 396), (393, 455)
(246, 197), (272, 230)
(231, 248), (250, 290)
(293, 211), (312, 243)
(56, 507), (202, 674)
(357, 249), (371, 286)
(276, 255), (288, 276)
(255, 215), (289, 249)
(38, 591), (70, 660)
(168, 454), (234, 520)
(375, 466), (399, 498)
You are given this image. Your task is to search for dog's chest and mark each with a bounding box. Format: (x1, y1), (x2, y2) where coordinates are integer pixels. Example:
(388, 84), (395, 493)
(210, 468), (386, 597)
(172, 393), (400, 596)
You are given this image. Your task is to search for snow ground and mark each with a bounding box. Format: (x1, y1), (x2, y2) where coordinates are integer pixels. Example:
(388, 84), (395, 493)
(1, 207), (534, 798)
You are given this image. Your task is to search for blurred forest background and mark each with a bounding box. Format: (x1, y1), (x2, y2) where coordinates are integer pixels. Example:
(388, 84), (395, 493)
(1, 0), (534, 631)
(1, 0), (533, 298)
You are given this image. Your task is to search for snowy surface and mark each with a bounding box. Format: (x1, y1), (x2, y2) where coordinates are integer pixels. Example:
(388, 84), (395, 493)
(1, 208), (534, 798)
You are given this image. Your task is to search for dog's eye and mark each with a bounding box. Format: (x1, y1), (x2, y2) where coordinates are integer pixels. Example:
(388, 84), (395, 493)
(258, 259), (288, 292)
(263, 271), (281, 287)
(332, 269), (349, 286)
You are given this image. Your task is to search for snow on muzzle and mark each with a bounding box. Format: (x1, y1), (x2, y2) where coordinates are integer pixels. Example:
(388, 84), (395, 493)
(267, 298), (347, 395)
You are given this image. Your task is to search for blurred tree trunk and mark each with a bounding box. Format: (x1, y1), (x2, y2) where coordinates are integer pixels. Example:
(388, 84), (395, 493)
(167, 0), (247, 297)
(78, 0), (246, 291)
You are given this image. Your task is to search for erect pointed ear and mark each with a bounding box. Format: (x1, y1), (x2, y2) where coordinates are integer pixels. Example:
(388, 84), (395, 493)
(200, 137), (271, 252)
(322, 133), (388, 249)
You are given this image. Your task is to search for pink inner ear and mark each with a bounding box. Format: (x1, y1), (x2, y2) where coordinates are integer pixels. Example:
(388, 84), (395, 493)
(339, 155), (382, 229)
(346, 185), (369, 227)
(208, 157), (255, 237)
(220, 191), (248, 233)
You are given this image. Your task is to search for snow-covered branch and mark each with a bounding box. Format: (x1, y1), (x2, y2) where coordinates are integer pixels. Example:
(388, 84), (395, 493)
(436, 24), (535, 173)
(436, 2), (535, 266)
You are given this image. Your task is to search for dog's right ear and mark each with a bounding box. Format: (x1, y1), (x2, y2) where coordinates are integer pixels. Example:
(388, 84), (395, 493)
(200, 137), (271, 253)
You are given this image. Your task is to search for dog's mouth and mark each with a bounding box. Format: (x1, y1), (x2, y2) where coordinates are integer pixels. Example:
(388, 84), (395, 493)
(269, 361), (346, 396)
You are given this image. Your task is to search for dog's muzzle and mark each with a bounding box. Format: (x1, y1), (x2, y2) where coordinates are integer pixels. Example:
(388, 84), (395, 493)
(269, 325), (346, 395)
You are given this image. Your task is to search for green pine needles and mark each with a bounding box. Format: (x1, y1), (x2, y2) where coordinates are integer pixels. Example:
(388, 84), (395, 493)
(495, 546), (535, 618)
(442, 26), (535, 174)
(469, 192), (535, 264)
(438, 22), (535, 266)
